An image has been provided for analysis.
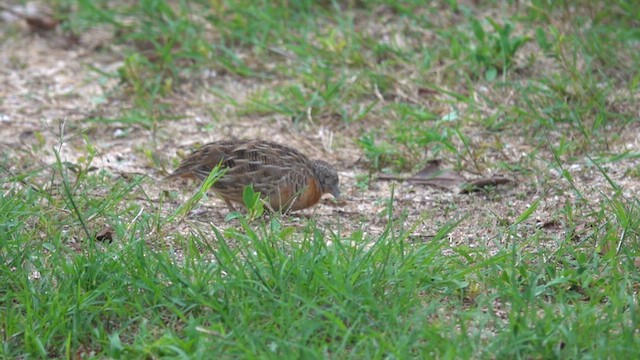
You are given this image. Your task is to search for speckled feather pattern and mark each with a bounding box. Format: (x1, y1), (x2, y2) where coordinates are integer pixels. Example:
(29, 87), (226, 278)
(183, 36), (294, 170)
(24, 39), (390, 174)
(166, 140), (340, 212)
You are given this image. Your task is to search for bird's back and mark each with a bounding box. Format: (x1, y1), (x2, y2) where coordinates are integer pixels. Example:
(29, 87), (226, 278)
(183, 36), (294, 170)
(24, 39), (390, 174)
(167, 140), (322, 211)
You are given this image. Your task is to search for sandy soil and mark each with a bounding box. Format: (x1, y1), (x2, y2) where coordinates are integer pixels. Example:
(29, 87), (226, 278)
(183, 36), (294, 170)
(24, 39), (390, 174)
(1, 6), (639, 255)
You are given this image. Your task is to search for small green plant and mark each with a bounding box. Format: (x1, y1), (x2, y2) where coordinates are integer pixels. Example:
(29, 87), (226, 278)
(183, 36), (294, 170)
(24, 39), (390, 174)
(242, 185), (265, 220)
(357, 132), (406, 171)
(241, 63), (363, 122)
(354, 173), (371, 191)
(60, 136), (99, 188)
(470, 18), (531, 80)
(223, 184), (266, 221)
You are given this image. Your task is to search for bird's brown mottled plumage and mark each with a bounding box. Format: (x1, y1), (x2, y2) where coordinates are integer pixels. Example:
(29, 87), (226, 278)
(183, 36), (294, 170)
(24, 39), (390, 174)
(166, 140), (340, 212)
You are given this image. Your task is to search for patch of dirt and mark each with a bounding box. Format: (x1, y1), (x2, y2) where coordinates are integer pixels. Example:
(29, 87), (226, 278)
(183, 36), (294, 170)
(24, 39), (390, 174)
(1, 5), (639, 258)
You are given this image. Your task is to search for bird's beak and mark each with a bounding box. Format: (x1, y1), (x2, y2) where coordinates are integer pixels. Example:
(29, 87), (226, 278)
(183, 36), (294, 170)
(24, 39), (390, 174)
(330, 185), (341, 200)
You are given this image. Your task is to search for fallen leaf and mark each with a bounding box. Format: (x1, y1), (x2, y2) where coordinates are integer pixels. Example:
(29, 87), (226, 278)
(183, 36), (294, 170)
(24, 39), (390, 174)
(0, 4), (58, 32)
(537, 218), (562, 229)
(96, 226), (114, 242)
(377, 160), (466, 191)
(25, 14), (58, 32)
(407, 160), (466, 190)
(417, 87), (439, 97)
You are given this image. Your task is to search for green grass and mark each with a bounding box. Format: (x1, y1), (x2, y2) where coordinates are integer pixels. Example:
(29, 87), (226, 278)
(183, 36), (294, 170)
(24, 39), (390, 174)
(3, 165), (639, 358)
(2, 0), (640, 358)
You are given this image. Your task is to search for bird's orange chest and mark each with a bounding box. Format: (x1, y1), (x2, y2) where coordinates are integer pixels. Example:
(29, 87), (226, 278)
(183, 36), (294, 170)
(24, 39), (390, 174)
(288, 177), (322, 211)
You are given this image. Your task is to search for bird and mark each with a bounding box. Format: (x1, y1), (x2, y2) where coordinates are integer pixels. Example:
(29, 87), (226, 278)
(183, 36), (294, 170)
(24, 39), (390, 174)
(165, 139), (340, 213)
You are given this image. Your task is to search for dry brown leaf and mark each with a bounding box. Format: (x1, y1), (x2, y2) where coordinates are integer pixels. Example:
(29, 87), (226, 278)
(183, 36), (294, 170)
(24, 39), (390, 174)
(96, 226), (114, 242)
(417, 87), (439, 97)
(537, 219), (562, 229)
(0, 4), (58, 32)
(407, 160), (466, 190)
(377, 160), (466, 191)
(25, 14), (58, 32)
